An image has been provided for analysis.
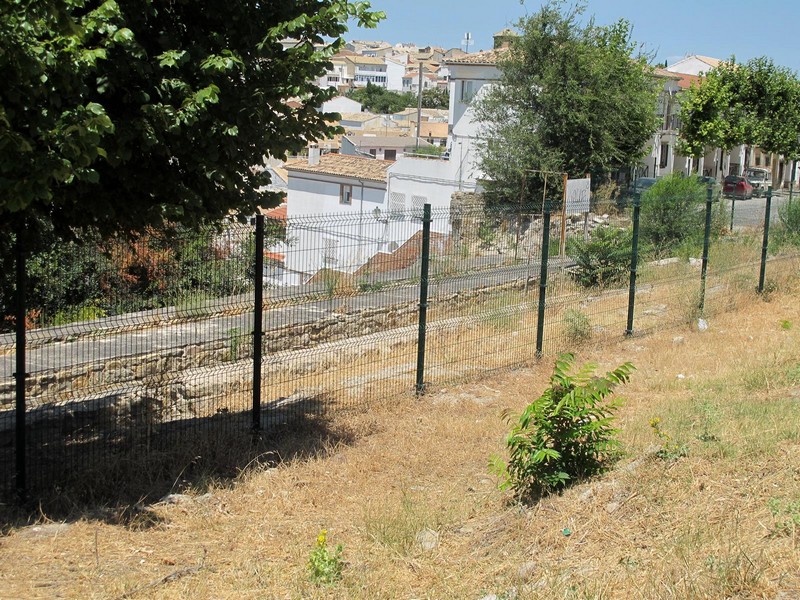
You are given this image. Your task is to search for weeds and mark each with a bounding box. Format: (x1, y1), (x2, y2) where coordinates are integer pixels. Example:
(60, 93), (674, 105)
(563, 308), (592, 344)
(307, 529), (344, 585)
(768, 498), (800, 537)
(650, 417), (689, 460)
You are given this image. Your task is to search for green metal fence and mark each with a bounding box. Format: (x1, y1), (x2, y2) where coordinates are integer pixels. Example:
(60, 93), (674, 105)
(2, 190), (798, 500)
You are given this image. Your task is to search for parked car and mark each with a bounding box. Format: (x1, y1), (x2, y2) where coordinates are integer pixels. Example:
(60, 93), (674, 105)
(722, 175), (753, 199)
(744, 167), (771, 197)
(630, 177), (658, 197)
(617, 177), (658, 209)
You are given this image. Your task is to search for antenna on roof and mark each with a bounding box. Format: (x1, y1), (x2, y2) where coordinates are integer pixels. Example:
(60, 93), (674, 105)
(461, 32), (474, 53)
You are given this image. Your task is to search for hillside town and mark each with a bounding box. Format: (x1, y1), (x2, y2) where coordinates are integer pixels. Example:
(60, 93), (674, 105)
(261, 29), (799, 285)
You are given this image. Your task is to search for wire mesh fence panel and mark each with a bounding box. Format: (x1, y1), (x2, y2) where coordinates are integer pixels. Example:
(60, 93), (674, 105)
(0, 223), (257, 495)
(4, 193), (800, 499)
(423, 205), (543, 385)
(257, 211), (426, 429)
(540, 209), (632, 355)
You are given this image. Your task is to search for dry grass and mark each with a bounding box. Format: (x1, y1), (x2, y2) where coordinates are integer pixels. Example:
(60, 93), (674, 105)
(2, 266), (800, 599)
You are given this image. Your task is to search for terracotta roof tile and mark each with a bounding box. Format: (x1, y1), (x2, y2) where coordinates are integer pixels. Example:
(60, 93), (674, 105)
(418, 122), (448, 139)
(285, 154), (391, 183)
(260, 203), (287, 220)
(346, 55), (386, 65)
(444, 47), (509, 65)
(673, 72), (704, 90)
(653, 67), (681, 80)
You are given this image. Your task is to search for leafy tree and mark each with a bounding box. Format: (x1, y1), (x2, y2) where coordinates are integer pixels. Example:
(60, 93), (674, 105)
(474, 1), (659, 206)
(679, 57), (800, 161)
(0, 0), (383, 236)
(346, 82), (416, 114)
(420, 87), (449, 109)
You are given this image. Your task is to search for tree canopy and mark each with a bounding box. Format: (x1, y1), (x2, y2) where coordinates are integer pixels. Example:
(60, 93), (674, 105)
(678, 57), (800, 159)
(0, 0), (383, 235)
(473, 1), (659, 204)
(420, 87), (449, 110)
(346, 82), (417, 114)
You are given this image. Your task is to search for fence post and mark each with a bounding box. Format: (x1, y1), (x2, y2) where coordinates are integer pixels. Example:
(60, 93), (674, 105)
(729, 195), (736, 232)
(252, 215), (265, 432)
(625, 194), (642, 336)
(415, 204), (432, 395)
(536, 200), (552, 357)
(14, 234), (27, 500)
(758, 185), (773, 294)
(698, 187), (715, 318)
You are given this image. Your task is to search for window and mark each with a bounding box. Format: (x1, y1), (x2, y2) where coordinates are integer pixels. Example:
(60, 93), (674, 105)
(368, 149), (377, 157)
(322, 237), (338, 265)
(389, 192), (406, 220)
(411, 195), (427, 219)
(659, 143), (669, 169)
(340, 184), (352, 205)
(384, 149), (397, 161)
(755, 155), (761, 166)
(460, 80), (475, 102)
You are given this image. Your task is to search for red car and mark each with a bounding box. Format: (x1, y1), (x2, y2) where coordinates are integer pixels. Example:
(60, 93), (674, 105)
(723, 175), (753, 199)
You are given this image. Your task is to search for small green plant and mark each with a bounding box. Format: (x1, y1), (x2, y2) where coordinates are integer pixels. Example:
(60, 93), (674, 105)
(563, 308), (591, 343)
(650, 417), (689, 460)
(51, 301), (108, 326)
(767, 498), (800, 536)
(491, 353), (633, 500)
(777, 198), (800, 242)
(307, 529), (343, 585)
(780, 319), (793, 330)
(227, 327), (242, 361)
(566, 226), (631, 288)
(173, 292), (214, 318)
(358, 280), (387, 293)
(696, 399), (720, 442)
(321, 270), (342, 299)
(477, 220), (497, 248)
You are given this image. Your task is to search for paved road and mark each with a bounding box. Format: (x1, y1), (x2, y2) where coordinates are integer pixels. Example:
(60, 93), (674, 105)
(730, 190), (792, 228)
(0, 258), (556, 379)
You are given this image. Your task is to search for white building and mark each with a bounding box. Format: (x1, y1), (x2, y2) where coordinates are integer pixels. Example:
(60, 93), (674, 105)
(348, 55), (389, 88)
(321, 96), (362, 115)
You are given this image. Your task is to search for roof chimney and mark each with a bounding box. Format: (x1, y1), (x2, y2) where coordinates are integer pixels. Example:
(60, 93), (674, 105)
(308, 143), (320, 166)
(493, 28), (518, 50)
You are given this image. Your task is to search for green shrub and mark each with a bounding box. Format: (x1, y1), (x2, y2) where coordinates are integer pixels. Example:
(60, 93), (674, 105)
(776, 199), (800, 246)
(640, 174), (706, 256)
(566, 226), (631, 288)
(491, 353), (633, 500)
(563, 308), (591, 343)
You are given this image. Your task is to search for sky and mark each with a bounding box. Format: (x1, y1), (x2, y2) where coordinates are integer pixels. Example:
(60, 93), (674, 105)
(348, 0), (800, 73)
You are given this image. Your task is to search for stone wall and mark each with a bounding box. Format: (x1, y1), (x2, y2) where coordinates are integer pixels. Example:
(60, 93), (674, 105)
(0, 272), (539, 434)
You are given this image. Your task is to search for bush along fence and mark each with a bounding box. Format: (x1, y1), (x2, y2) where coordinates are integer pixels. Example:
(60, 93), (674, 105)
(2, 185), (798, 500)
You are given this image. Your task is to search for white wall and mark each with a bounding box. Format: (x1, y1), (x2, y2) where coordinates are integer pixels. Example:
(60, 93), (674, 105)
(665, 57), (716, 76)
(447, 63), (500, 131)
(385, 59), (406, 91)
(388, 156), (478, 234)
(321, 96), (362, 114)
(285, 172), (390, 277)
